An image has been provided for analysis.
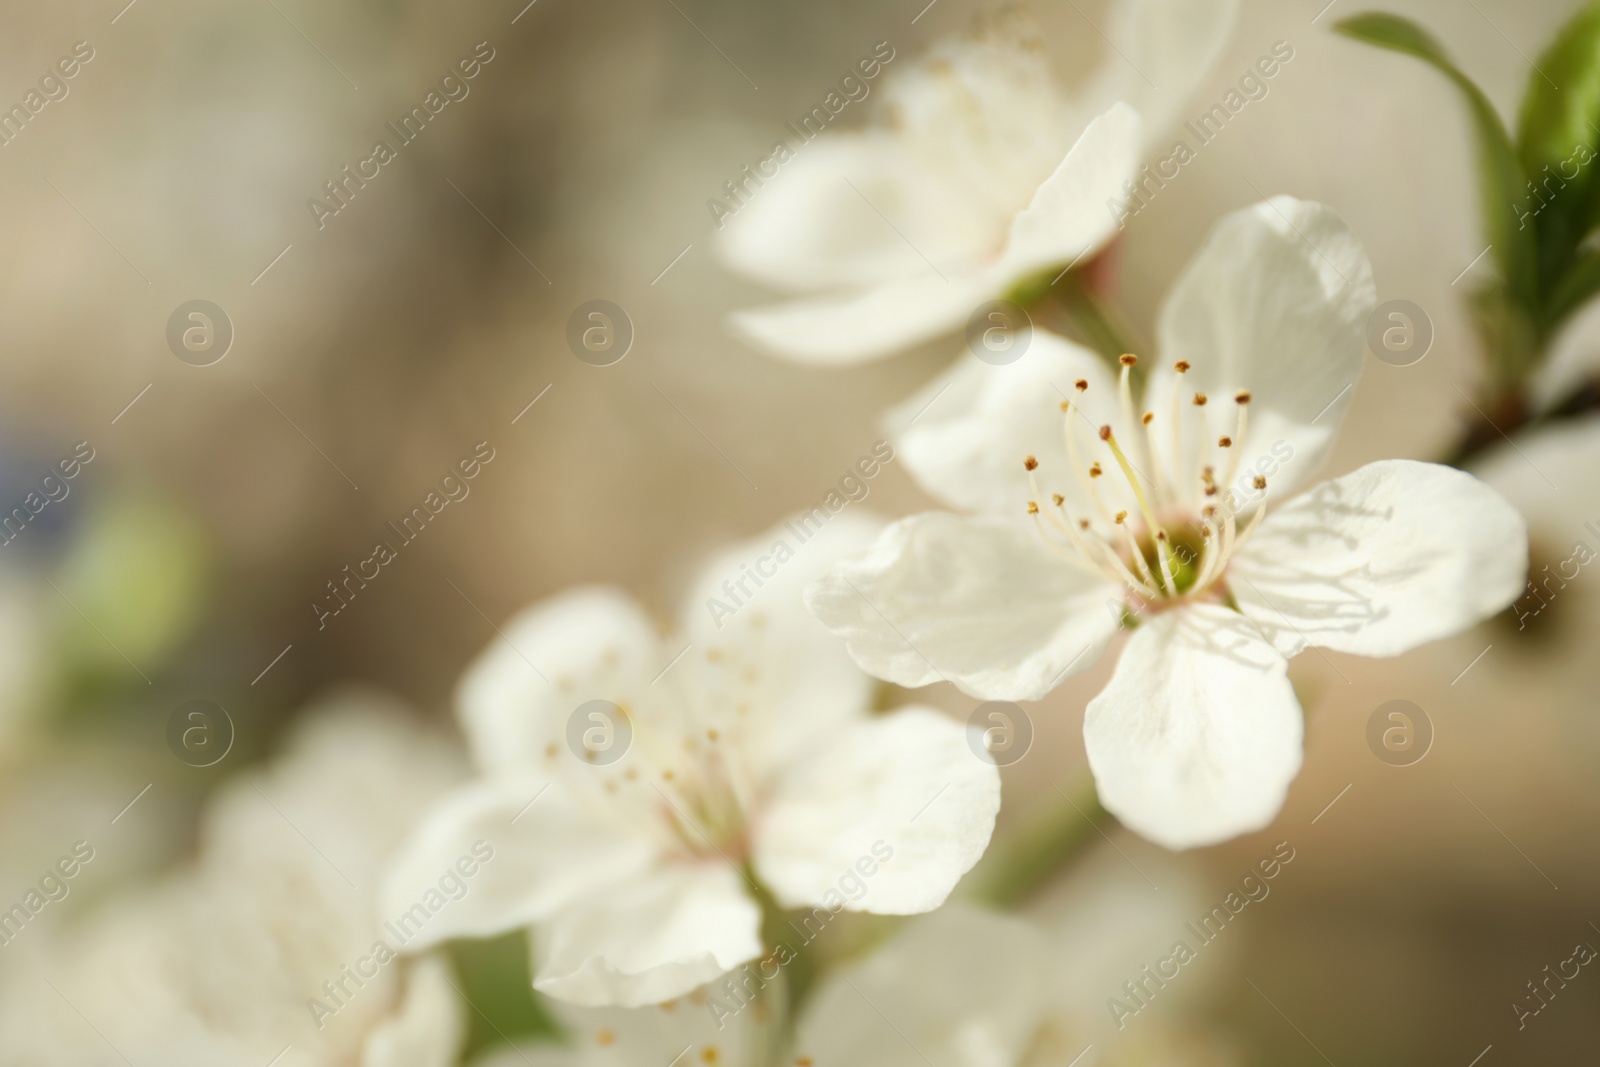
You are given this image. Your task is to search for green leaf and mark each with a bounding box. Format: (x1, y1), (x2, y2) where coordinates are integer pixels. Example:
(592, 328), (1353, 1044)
(446, 931), (561, 1059)
(1466, 280), (1539, 387)
(1518, 2), (1600, 330)
(1334, 13), (1538, 312)
(1543, 246), (1600, 327)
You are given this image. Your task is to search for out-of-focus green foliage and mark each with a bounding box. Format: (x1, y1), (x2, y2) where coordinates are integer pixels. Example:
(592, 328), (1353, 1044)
(54, 493), (210, 698)
(446, 930), (562, 1059)
(1338, 5), (1600, 393)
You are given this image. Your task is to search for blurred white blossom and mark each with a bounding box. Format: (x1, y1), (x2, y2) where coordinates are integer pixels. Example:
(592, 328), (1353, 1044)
(717, 0), (1237, 364)
(472, 853), (1236, 1067)
(1474, 416), (1600, 645)
(1527, 297), (1600, 412)
(0, 690), (468, 1067)
(382, 516), (999, 1008)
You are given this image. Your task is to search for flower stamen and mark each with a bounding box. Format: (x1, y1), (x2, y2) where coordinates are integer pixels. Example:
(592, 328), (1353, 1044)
(1169, 363), (1190, 493)
(1154, 529), (1178, 591)
(1220, 391), (1251, 490)
(1099, 425), (1175, 586)
(1099, 426), (1153, 523)
(1026, 368), (1268, 610)
(1140, 409), (1173, 505)
(1025, 457), (1154, 589)
(1233, 476), (1270, 550)
(1113, 510), (1159, 590)
(1117, 355), (1159, 501)
(1062, 400), (1114, 524)
(1025, 458), (1073, 538)
(1028, 504), (1115, 579)
(1066, 515), (1151, 598)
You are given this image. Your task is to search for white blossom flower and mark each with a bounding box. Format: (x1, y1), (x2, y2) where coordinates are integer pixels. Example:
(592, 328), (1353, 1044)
(472, 905), (1048, 1067)
(471, 860), (1233, 1067)
(0, 691), (468, 1067)
(1020, 844), (1237, 1063)
(808, 197), (1528, 849)
(717, 0), (1237, 364)
(381, 515), (999, 1008)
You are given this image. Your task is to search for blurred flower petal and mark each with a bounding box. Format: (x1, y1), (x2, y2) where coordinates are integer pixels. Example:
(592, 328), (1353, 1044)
(380, 778), (659, 951)
(456, 587), (663, 775)
(754, 708), (999, 913)
(795, 905), (1051, 1067)
(994, 103), (1143, 282)
(727, 275), (986, 365)
(360, 955), (465, 1067)
(533, 863), (763, 1008)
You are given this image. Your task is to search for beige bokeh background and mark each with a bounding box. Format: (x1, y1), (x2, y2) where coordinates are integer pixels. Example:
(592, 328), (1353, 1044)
(0, 0), (1595, 1063)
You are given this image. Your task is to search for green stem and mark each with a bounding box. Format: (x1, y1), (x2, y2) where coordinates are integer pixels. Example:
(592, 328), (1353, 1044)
(1053, 283), (1141, 364)
(1006, 260), (1142, 364)
(745, 871), (807, 1061)
(1441, 374), (1600, 469)
(958, 774), (1108, 909)
(749, 965), (789, 1067)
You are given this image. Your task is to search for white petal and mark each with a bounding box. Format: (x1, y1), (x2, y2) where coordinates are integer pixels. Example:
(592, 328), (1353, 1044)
(806, 513), (1121, 701)
(534, 863), (762, 1008)
(1471, 416), (1600, 534)
(1084, 604), (1302, 850)
(794, 905), (1050, 1067)
(727, 275), (987, 365)
(203, 692), (465, 884)
(678, 512), (880, 776)
(718, 14), (1098, 368)
(361, 955), (465, 1067)
(494, 991), (761, 1067)
(753, 708), (1000, 914)
(1150, 197), (1375, 503)
(879, 12), (1091, 237)
(717, 134), (980, 292)
(473, 1044), (594, 1067)
(718, 13), (1082, 300)
(381, 780), (659, 950)
(456, 587), (663, 775)
(1230, 460), (1529, 657)
(993, 103), (1143, 282)
(1088, 0), (1240, 148)
(886, 329), (1127, 517)
(1027, 846), (1208, 1024)
(1530, 296), (1600, 412)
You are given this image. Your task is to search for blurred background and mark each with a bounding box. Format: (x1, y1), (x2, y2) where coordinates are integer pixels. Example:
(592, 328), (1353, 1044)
(0, 0), (1596, 1064)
